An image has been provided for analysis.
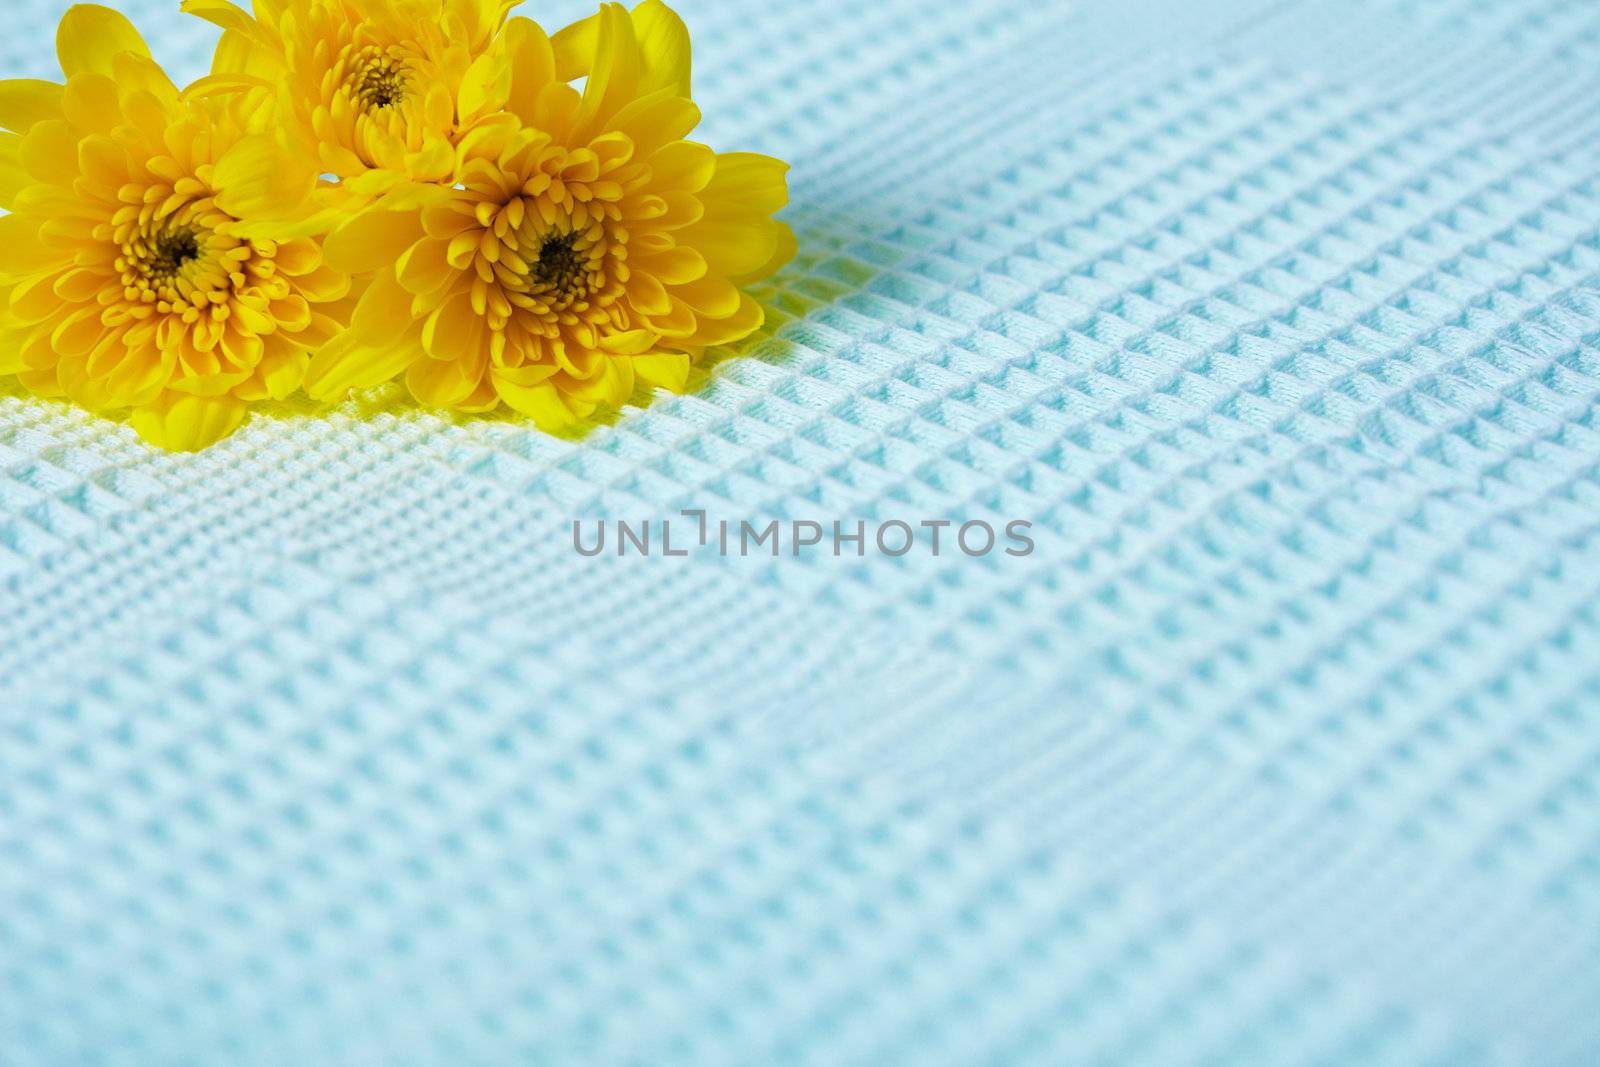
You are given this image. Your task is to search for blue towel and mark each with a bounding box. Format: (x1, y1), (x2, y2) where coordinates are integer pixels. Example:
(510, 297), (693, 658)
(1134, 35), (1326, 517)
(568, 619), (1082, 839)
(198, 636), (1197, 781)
(2, 0), (1598, 1064)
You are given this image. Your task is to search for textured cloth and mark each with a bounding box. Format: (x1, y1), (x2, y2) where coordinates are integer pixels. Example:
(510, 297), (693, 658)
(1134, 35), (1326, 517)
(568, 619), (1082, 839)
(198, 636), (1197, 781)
(3, 1), (1600, 1065)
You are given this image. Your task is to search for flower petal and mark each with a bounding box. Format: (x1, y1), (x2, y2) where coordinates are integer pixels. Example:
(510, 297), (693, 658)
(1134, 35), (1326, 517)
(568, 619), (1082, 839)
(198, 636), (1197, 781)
(324, 203), (426, 275)
(457, 54), (510, 127)
(630, 0), (691, 98)
(213, 132), (317, 223)
(56, 4), (151, 79)
(303, 335), (418, 401)
(703, 152), (790, 217)
(19, 118), (78, 185)
(130, 392), (248, 452)
(679, 217), (781, 277)
(634, 352), (689, 390)
(0, 212), (62, 274)
(407, 344), (484, 407)
(303, 272), (420, 398)
(609, 90), (699, 161)
(598, 328), (657, 355)
(649, 140), (715, 192)
(504, 17), (555, 125)
(420, 288), (483, 362)
(492, 371), (581, 431)
(686, 290), (763, 347)
(550, 9), (600, 82)
(397, 238), (456, 298)
(178, 0), (260, 39)
(0, 132), (30, 209)
(0, 80), (64, 134)
(569, 3), (641, 141)
(671, 274), (740, 317)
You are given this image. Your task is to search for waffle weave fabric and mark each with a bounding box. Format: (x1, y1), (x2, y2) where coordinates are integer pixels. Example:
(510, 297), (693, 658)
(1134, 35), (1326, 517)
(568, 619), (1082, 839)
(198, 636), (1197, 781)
(3, 0), (1600, 1064)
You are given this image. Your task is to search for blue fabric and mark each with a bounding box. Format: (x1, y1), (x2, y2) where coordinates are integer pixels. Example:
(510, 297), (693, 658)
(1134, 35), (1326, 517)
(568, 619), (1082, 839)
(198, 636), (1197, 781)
(3, 1), (1599, 1064)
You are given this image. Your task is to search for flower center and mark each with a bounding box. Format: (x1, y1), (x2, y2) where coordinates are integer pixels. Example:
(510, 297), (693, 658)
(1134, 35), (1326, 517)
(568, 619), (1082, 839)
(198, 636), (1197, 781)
(149, 230), (200, 280)
(354, 54), (408, 110)
(514, 220), (611, 316)
(120, 214), (219, 306)
(532, 233), (584, 296)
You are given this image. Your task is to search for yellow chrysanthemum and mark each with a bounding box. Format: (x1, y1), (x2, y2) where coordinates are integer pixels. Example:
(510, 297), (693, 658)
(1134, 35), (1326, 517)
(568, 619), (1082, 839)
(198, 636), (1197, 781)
(0, 5), (356, 450)
(300, 1), (795, 430)
(182, 0), (520, 213)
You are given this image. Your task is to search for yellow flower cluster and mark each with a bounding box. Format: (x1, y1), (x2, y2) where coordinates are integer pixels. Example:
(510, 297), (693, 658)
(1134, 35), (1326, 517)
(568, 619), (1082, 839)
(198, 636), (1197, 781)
(0, 1), (792, 449)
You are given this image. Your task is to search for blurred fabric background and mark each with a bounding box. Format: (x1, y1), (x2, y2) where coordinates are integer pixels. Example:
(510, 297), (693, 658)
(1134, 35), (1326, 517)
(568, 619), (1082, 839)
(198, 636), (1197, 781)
(3, 0), (1600, 1064)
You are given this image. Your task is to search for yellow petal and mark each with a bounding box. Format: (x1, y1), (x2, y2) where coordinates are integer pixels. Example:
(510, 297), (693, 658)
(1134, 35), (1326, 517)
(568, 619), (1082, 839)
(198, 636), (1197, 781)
(77, 134), (127, 189)
(571, 3), (640, 140)
(635, 245), (706, 285)
(534, 81), (582, 142)
(323, 202), (426, 275)
(490, 362), (558, 387)
(178, 0), (260, 39)
(397, 238), (456, 297)
(213, 132), (316, 223)
(457, 54), (510, 127)
(407, 346), (484, 407)
(0, 212), (61, 274)
(60, 347), (134, 410)
(52, 303), (107, 356)
(647, 294), (697, 337)
(402, 139), (455, 184)
(0, 132), (32, 210)
(60, 73), (119, 135)
(611, 91), (699, 163)
(0, 324), (29, 374)
(626, 270), (672, 316)
(420, 288), (483, 362)
(118, 86), (177, 149)
(19, 118), (78, 185)
(50, 267), (104, 306)
(680, 217), (781, 277)
(110, 52), (179, 106)
(302, 272), (419, 399)
(492, 371), (581, 431)
(564, 350), (634, 404)
(550, 9), (600, 82)
(630, 0), (691, 98)
(56, 5), (151, 79)
(649, 140), (715, 192)
(16, 362), (60, 396)
(634, 352), (689, 390)
(129, 392), (247, 452)
(686, 290), (762, 347)
(0, 80), (64, 134)
(289, 262), (351, 304)
(455, 373), (501, 412)
(671, 274), (740, 317)
(0, 164), (29, 210)
(703, 152), (790, 216)
(598, 327), (657, 355)
(346, 269), (419, 348)
(303, 335), (418, 401)
(256, 347), (308, 400)
(503, 17), (555, 125)
(656, 189), (704, 228)
(445, 0), (512, 48)
(208, 28), (283, 80)
(734, 219), (796, 286)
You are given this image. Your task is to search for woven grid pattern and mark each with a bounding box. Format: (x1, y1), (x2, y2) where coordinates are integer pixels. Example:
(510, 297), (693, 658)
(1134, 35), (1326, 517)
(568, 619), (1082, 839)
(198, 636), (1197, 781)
(3, 1), (1600, 1064)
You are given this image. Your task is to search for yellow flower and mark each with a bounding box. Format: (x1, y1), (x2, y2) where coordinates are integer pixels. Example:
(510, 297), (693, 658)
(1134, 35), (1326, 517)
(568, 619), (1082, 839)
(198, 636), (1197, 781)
(302, 1), (795, 430)
(181, 0), (520, 212)
(0, 5), (356, 450)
